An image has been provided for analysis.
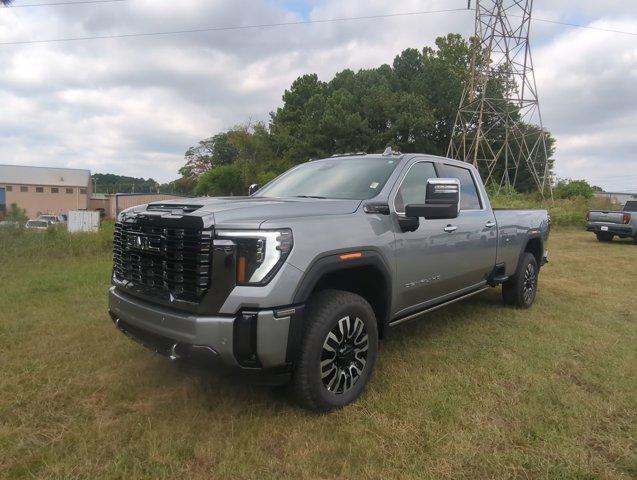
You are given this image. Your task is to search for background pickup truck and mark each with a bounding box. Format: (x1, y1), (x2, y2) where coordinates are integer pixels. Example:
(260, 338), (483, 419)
(586, 201), (637, 243)
(108, 152), (550, 411)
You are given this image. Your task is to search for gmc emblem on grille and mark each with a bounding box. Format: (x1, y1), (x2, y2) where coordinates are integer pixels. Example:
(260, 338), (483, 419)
(126, 233), (161, 253)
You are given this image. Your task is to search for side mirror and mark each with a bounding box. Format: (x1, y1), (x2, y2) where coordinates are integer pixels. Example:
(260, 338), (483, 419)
(405, 178), (460, 219)
(248, 183), (260, 196)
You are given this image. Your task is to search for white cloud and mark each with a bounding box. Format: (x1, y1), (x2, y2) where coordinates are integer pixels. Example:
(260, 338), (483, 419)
(0, 0), (635, 191)
(533, 18), (637, 189)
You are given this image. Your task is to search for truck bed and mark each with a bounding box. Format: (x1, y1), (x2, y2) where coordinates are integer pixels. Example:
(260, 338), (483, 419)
(493, 209), (550, 276)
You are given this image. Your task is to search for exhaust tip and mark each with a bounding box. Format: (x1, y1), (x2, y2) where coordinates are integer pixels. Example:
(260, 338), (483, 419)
(169, 343), (180, 361)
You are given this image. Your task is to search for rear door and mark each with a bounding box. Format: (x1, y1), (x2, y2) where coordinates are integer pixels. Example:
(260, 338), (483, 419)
(436, 163), (498, 289)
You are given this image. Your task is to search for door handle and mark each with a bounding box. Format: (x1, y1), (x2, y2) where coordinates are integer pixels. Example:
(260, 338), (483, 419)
(443, 225), (458, 233)
(485, 220), (496, 228)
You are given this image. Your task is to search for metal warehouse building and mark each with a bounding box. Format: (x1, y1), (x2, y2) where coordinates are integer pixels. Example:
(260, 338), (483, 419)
(0, 164), (92, 219)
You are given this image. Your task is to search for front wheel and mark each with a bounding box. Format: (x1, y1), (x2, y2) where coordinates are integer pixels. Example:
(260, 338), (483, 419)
(502, 252), (539, 308)
(292, 289), (378, 412)
(596, 232), (614, 242)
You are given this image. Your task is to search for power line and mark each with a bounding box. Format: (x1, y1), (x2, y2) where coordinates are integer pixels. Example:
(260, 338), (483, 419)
(0, 6), (634, 46)
(0, 7), (470, 45)
(512, 14), (637, 37)
(4, 0), (126, 7)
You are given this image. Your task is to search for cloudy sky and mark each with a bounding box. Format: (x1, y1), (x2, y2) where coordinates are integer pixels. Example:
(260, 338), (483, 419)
(0, 0), (635, 191)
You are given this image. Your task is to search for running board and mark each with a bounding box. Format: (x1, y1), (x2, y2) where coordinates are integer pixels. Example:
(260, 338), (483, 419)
(490, 275), (509, 285)
(388, 287), (490, 327)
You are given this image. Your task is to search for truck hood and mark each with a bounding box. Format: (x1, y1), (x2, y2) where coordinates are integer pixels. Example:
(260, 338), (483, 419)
(146, 196), (362, 229)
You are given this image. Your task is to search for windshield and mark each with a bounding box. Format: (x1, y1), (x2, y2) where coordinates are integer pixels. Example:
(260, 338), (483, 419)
(256, 157), (399, 200)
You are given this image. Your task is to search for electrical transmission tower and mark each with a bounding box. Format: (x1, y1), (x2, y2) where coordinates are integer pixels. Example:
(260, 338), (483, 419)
(448, 0), (552, 195)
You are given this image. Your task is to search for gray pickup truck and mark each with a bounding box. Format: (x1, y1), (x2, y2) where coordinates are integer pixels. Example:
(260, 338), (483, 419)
(108, 152), (550, 411)
(586, 201), (637, 243)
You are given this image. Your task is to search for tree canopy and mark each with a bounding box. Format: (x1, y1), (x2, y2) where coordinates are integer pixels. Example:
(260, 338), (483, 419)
(180, 33), (555, 196)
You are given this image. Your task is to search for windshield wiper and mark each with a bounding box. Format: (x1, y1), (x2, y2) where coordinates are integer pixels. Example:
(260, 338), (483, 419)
(293, 195), (327, 199)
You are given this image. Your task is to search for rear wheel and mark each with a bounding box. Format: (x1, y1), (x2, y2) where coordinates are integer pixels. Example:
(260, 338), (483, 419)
(292, 289), (378, 412)
(502, 253), (539, 308)
(596, 232), (614, 242)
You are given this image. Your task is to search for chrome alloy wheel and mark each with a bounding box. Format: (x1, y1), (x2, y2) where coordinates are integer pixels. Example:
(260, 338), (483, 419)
(320, 316), (369, 394)
(522, 263), (537, 304)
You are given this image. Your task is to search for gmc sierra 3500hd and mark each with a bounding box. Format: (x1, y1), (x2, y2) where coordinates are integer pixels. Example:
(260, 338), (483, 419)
(108, 151), (550, 411)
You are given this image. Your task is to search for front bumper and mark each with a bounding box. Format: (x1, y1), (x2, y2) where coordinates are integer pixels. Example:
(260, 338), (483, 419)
(108, 287), (302, 377)
(586, 222), (635, 236)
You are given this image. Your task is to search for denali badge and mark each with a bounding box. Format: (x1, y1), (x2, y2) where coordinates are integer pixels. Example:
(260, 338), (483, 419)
(405, 274), (441, 288)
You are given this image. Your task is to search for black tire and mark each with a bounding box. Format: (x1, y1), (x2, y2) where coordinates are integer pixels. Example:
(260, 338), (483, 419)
(502, 252), (539, 308)
(292, 289), (378, 412)
(596, 232), (614, 242)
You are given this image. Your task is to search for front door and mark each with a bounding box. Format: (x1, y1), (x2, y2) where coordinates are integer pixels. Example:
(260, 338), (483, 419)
(392, 161), (458, 315)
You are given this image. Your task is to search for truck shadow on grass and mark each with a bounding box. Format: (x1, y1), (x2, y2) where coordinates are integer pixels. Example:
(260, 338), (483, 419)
(144, 289), (509, 412)
(584, 235), (636, 246)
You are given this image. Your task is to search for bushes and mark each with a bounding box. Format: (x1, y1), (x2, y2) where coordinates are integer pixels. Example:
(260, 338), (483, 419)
(490, 192), (617, 227)
(0, 222), (114, 263)
(3, 203), (28, 223)
(554, 179), (596, 199)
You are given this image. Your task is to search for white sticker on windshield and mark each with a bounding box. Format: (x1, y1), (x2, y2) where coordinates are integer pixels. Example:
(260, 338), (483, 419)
(370, 182), (379, 189)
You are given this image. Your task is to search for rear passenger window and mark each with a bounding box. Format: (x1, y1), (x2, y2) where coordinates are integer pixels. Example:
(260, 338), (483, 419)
(394, 162), (437, 213)
(439, 164), (482, 210)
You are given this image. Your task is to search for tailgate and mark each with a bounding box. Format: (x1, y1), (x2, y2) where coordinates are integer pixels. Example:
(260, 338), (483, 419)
(588, 211), (624, 224)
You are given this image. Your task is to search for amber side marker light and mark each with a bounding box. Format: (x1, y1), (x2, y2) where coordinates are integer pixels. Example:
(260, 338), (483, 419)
(237, 256), (247, 283)
(339, 252), (362, 261)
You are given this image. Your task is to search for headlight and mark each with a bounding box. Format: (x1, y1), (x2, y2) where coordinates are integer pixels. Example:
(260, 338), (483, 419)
(216, 229), (293, 285)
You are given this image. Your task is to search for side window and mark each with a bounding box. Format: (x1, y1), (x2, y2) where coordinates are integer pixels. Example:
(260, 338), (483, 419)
(439, 164), (482, 210)
(394, 162), (437, 213)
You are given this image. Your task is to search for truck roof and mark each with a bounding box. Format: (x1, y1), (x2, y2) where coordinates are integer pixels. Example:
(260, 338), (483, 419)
(325, 152), (476, 170)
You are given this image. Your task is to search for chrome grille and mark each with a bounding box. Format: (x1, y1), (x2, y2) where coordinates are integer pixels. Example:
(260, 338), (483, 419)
(113, 222), (212, 302)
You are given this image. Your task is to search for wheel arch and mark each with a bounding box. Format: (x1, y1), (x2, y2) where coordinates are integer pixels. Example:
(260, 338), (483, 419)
(292, 250), (392, 337)
(523, 234), (543, 268)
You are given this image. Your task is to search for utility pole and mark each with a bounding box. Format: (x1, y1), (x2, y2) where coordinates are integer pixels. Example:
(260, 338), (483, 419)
(448, 0), (552, 197)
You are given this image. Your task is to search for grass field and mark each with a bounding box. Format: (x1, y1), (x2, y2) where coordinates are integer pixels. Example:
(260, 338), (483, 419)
(1, 228), (635, 479)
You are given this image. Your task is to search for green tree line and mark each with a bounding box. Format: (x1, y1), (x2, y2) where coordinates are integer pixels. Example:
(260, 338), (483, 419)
(178, 33), (555, 196)
(91, 173), (193, 195)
